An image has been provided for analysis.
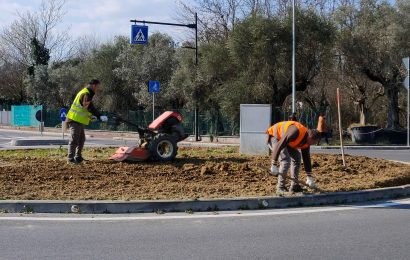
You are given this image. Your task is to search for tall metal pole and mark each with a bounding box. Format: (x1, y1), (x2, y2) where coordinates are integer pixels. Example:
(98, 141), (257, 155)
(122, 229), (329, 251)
(194, 12), (200, 141)
(195, 13), (198, 66)
(407, 86), (409, 147)
(403, 57), (409, 147)
(292, 0), (296, 114)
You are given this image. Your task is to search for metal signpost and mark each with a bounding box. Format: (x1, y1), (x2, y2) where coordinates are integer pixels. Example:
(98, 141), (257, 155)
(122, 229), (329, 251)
(59, 108), (67, 139)
(403, 57), (409, 147)
(149, 81), (160, 121)
(130, 13), (199, 141)
(34, 107), (43, 136)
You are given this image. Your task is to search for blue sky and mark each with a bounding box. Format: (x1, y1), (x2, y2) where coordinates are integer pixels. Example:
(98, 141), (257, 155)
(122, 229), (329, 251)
(0, 0), (192, 43)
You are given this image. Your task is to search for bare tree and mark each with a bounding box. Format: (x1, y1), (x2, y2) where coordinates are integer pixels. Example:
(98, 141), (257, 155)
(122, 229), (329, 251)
(0, 0), (72, 104)
(344, 75), (384, 125)
(176, 0), (243, 43)
(0, 0), (71, 66)
(0, 48), (26, 102)
(72, 34), (101, 60)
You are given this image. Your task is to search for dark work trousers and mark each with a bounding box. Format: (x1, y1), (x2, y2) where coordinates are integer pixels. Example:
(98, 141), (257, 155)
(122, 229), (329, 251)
(317, 132), (329, 145)
(67, 121), (85, 160)
(272, 138), (301, 188)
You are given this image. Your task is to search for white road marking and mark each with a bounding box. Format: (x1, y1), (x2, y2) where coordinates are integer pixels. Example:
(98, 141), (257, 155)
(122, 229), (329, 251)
(0, 199), (409, 222)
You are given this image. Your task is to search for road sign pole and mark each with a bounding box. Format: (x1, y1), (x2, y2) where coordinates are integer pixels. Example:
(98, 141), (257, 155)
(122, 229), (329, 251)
(59, 108), (68, 140)
(40, 108), (43, 136)
(153, 92), (155, 122)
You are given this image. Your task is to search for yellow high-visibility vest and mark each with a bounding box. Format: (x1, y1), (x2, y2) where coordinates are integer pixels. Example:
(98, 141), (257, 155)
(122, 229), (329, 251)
(67, 88), (92, 125)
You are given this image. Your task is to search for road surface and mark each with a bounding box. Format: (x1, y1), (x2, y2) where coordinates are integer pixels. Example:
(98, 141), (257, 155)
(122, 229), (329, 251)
(1, 198), (409, 260)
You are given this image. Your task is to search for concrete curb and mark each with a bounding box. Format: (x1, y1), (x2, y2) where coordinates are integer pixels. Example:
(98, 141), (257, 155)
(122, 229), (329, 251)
(1, 185), (409, 214)
(11, 139), (69, 146)
(315, 145), (410, 150)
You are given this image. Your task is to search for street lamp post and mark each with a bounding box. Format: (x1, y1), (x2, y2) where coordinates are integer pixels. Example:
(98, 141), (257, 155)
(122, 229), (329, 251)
(292, 0), (296, 114)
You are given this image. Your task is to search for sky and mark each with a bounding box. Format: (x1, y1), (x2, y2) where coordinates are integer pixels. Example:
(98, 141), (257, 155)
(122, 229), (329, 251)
(0, 0), (193, 44)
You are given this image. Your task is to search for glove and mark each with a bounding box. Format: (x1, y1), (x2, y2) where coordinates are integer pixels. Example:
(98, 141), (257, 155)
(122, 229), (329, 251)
(100, 115), (108, 122)
(270, 161), (279, 176)
(306, 176), (316, 188)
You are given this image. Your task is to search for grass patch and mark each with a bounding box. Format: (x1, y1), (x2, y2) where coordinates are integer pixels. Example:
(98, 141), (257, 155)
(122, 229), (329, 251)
(178, 146), (239, 157)
(0, 147), (114, 160)
(0, 147), (239, 160)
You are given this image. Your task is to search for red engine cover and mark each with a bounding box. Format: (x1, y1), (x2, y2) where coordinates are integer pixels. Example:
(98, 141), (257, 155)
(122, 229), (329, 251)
(148, 111), (183, 130)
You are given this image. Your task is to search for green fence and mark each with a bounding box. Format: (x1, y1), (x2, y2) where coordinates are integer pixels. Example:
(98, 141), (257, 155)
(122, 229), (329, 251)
(272, 107), (331, 130)
(3, 104), (329, 136)
(42, 109), (236, 136)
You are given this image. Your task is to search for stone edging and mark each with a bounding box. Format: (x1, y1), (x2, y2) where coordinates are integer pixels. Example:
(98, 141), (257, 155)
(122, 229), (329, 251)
(1, 185), (409, 214)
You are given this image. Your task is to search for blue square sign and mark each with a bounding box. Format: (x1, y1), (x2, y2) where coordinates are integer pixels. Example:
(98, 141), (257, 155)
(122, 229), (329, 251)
(59, 108), (68, 122)
(149, 81), (160, 93)
(131, 25), (148, 44)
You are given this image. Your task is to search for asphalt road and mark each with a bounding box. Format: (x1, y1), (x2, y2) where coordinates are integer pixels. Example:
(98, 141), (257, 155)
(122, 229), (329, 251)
(311, 147), (410, 163)
(1, 198), (410, 260)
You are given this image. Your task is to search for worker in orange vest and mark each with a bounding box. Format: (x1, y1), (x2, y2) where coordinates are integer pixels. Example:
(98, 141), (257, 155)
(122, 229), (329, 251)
(317, 112), (329, 145)
(266, 121), (319, 193)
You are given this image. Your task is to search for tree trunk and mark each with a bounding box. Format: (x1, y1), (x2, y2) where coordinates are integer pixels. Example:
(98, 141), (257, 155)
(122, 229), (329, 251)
(386, 85), (400, 129)
(359, 102), (366, 125)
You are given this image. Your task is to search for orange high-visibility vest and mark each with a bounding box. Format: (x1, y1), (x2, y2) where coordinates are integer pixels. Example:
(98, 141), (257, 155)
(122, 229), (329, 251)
(266, 121), (309, 149)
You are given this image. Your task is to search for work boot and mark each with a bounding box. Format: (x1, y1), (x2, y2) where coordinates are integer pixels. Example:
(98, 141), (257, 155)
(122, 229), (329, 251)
(74, 156), (84, 163)
(67, 158), (78, 165)
(289, 183), (303, 193)
(276, 186), (287, 194)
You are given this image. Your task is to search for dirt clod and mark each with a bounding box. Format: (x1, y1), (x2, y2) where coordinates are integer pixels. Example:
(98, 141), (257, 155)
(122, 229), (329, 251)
(200, 166), (209, 176)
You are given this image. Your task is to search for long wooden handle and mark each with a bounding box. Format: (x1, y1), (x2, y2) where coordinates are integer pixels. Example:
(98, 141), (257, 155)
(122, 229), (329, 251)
(337, 88), (346, 166)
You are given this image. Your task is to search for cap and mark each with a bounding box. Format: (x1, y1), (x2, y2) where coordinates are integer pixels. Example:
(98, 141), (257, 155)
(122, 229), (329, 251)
(308, 129), (319, 140)
(89, 79), (100, 85)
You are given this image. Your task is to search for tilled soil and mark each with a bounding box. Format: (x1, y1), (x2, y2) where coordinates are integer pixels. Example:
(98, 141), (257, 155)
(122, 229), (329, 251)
(0, 147), (409, 200)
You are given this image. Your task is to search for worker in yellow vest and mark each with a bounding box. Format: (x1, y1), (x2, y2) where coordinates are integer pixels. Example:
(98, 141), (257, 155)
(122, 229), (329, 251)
(66, 79), (108, 164)
(266, 121), (319, 193)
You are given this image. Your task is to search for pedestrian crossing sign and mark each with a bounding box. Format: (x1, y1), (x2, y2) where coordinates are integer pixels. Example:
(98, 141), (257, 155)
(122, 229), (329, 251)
(131, 25), (148, 44)
(149, 81), (160, 93)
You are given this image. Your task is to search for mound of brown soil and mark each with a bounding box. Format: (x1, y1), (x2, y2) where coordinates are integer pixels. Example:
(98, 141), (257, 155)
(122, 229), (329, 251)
(0, 148), (409, 200)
